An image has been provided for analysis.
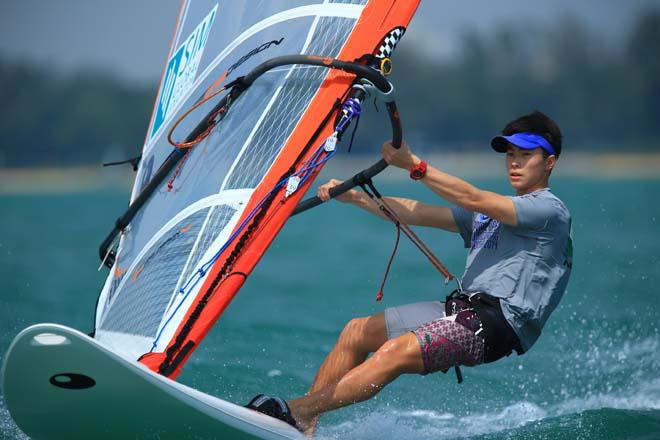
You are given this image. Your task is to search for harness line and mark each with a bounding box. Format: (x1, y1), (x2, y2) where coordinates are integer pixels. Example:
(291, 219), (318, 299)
(360, 179), (455, 300)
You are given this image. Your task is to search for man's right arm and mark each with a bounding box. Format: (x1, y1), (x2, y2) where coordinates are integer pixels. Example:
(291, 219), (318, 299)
(353, 193), (459, 232)
(317, 179), (459, 232)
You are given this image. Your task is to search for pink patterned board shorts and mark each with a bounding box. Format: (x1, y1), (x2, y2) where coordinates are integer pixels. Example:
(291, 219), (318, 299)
(413, 310), (485, 375)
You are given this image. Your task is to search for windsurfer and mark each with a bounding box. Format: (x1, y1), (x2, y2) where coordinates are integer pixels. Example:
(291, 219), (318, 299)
(247, 110), (573, 436)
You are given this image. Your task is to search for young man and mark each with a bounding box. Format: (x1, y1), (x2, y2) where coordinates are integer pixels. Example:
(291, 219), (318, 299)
(247, 110), (573, 436)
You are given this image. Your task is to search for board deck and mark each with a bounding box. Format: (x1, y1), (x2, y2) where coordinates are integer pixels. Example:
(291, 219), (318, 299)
(1, 323), (304, 439)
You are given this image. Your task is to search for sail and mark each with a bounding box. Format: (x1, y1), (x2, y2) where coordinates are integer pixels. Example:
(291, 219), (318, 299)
(94, 0), (419, 378)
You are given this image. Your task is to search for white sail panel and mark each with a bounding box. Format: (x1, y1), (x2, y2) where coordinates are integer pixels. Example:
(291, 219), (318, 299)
(95, 1), (367, 360)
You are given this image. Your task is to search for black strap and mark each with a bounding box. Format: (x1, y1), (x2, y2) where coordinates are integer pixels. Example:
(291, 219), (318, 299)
(454, 365), (463, 384)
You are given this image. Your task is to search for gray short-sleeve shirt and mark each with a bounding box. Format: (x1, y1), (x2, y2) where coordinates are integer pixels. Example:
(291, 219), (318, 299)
(451, 188), (573, 351)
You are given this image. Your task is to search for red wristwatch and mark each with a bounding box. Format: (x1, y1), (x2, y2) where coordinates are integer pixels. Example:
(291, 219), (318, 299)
(409, 160), (427, 180)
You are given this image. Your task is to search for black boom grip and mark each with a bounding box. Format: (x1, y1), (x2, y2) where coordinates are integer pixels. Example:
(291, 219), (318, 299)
(292, 101), (401, 216)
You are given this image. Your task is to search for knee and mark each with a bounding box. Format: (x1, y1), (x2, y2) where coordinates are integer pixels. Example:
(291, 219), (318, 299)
(371, 334), (423, 374)
(337, 317), (381, 355)
(372, 337), (407, 361)
(337, 318), (367, 350)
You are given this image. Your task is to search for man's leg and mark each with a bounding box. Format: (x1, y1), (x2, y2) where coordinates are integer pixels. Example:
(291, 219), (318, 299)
(288, 331), (424, 433)
(298, 302), (446, 434)
(245, 302), (449, 434)
(307, 313), (388, 394)
(299, 313), (387, 433)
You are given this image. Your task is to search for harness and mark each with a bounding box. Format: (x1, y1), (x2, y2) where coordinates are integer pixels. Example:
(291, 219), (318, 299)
(442, 290), (481, 383)
(447, 290), (524, 362)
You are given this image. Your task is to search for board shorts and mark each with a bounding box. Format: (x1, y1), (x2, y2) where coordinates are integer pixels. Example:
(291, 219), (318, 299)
(384, 301), (485, 375)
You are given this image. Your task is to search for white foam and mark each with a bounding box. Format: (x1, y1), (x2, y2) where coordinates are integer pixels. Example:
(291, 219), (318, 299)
(0, 398), (29, 440)
(317, 377), (660, 439)
(267, 369), (283, 378)
(555, 377), (660, 415)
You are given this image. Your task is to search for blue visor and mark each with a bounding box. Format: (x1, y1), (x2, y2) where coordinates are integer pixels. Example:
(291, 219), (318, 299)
(491, 132), (556, 156)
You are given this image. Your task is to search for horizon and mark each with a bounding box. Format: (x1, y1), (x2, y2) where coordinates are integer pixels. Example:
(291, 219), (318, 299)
(1, 151), (658, 196)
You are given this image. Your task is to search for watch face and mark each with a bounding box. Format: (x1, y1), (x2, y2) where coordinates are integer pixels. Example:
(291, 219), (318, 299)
(410, 161), (427, 180)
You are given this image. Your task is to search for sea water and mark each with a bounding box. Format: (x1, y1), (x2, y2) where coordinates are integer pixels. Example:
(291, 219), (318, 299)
(1, 178), (659, 439)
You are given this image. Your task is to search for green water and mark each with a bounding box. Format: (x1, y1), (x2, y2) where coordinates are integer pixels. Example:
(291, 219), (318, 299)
(1, 179), (659, 439)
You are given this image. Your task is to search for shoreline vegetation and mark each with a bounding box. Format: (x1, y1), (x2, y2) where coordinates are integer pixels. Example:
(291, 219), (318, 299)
(1, 9), (659, 169)
(1, 152), (658, 194)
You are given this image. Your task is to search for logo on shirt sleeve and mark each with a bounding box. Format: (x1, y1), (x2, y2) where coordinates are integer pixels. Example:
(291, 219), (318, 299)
(471, 214), (501, 249)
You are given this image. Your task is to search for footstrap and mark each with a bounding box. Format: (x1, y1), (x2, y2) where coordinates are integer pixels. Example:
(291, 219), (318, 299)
(245, 394), (302, 432)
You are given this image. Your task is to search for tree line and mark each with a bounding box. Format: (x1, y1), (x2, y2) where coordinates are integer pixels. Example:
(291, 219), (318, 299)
(1, 8), (658, 168)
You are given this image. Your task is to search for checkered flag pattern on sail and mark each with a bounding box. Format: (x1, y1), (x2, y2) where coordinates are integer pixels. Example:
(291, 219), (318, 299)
(376, 27), (406, 59)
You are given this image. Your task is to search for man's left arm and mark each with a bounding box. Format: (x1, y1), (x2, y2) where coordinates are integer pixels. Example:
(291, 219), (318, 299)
(382, 141), (517, 226)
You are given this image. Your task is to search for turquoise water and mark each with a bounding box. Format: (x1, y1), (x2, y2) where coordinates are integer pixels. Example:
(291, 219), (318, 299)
(1, 179), (659, 439)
